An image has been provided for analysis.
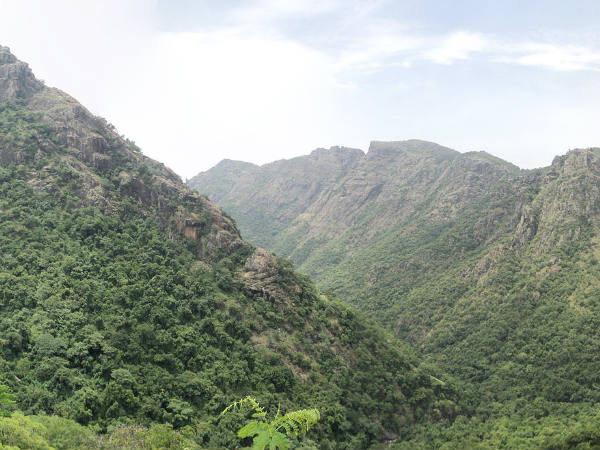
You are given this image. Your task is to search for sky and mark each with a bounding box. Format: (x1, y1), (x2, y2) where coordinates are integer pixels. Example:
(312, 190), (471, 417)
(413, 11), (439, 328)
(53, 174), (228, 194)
(1, 0), (600, 178)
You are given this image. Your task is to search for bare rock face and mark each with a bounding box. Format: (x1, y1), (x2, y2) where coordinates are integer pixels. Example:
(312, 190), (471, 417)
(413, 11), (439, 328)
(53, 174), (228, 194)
(0, 46), (44, 102)
(242, 248), (291, 301)
(513, 204), (539, 247)
(244, 247), (278, 273)
(243, 248), (278, 287)
(177, 194), (245, 259)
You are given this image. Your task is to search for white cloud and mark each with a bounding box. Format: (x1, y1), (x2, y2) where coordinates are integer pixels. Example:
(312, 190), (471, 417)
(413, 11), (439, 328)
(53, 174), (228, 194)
(335, 34), (422, 72)
(113, 29), (347, 177)
(0, 0), (157, 116)
(0, 1), (355, 177)
(425, 31), (488, 64)
(512, 43), (600, 71)
(231, 0), (344, 21)
(330, 28), (600, 74)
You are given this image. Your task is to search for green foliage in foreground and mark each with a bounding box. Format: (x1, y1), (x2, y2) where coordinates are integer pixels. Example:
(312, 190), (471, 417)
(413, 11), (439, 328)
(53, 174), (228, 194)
(0, 413), (53, 450)
(0, 383), (193, 450)
(0, 411), (193, 450)
(1, 383), (598, 450)
(221, 397), (319, 450)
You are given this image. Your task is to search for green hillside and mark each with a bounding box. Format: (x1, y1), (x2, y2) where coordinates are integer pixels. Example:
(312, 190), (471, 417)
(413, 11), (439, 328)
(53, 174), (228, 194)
(191, 141), (600, 448)
(0, 45), (461, 450)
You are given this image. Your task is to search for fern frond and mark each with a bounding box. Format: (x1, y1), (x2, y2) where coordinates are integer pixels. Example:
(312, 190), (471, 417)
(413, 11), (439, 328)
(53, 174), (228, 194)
(221, 396), (266, 418)
(275, 402), (281, 420)
(251, 428), (271, 450)
(278, 420), (293, 437)
(272, 409), (320, 437)
(222, 397), (319, 450)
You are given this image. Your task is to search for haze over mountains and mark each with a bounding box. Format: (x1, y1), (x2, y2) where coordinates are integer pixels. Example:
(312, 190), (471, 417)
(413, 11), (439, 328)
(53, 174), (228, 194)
(191, 139), (600, 447)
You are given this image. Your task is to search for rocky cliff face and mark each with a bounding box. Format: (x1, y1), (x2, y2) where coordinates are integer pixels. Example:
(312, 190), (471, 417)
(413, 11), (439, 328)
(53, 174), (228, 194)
(0, 46), (44, 102)
(190, 140), (521, 263)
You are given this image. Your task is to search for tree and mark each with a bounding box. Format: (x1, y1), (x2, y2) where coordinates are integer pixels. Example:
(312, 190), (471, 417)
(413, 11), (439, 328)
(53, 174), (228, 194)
(0, 385), (16, 417)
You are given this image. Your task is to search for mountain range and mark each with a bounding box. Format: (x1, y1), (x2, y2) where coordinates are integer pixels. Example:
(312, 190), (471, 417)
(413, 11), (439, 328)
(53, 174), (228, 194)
(190, 139), (600, 448)
(2, 42), (599, 449)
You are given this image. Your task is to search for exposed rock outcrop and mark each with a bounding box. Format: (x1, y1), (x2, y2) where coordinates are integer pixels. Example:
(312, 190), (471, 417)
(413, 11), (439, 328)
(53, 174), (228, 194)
(0, 46), (44, 102)
(242, 248), (283, 299)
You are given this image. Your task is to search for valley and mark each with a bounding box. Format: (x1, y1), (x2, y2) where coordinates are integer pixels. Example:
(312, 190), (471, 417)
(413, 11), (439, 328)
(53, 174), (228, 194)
(191, 141), (600, 448)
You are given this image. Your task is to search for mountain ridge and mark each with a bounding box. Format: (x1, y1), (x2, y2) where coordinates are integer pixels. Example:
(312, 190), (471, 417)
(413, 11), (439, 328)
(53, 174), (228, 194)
(0, 44), (246, 260)
(189, 138), (600, 434)
(189, 139), (522, 260)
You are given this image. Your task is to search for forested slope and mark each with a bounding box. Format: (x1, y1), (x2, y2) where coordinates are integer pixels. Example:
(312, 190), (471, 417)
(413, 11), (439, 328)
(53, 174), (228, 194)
(191, 140), (600, 448)
(0, 45), (460, 450)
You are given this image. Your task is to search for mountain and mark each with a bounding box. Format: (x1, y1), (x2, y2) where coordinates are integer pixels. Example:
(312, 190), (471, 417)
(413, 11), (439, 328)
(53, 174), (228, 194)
(195, 147), (365, 250)
(190, 140), (600, 447)
(189, 140), (523, 319)
(0, 46), (460, 449)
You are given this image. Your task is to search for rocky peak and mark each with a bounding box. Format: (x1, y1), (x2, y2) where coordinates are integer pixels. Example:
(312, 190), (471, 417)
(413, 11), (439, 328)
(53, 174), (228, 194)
(197, 159), (259, 183)
(0, 46), (43, 101)
(0, 45), (245, 261)
(215, 158), (258, 170)
(309, 146), (364, 160)
(0, 46), (17, 64)
(367, 139), (458, 161)
(551, 148), (600, 175)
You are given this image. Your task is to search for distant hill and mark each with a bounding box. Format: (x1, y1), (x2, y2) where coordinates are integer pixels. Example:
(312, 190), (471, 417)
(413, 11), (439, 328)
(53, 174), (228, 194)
(191, 147), (365, 250)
